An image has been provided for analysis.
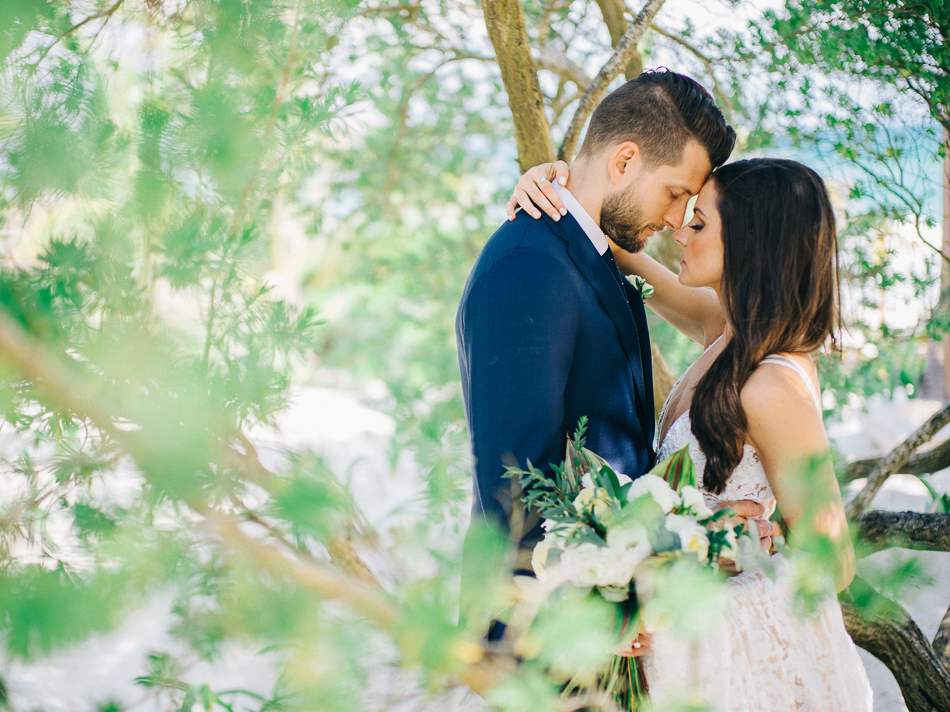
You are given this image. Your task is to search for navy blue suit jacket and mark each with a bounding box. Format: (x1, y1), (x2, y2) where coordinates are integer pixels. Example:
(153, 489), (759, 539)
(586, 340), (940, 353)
(457, 208), (656, 567)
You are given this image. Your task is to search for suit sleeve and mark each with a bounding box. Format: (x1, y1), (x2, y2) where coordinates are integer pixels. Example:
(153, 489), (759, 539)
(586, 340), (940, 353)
(458, 246), (580, 536)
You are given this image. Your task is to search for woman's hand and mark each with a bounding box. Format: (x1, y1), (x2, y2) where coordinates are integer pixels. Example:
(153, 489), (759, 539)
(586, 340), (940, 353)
(506, 161), (571, 221)
(616, 630), (652, 658)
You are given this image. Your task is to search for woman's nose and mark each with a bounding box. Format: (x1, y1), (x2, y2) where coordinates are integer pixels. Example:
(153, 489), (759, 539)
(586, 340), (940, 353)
(672, 226), (688, 246)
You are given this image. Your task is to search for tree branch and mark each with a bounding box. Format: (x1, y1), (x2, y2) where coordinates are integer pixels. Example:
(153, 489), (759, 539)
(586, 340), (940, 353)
(558, 0), (665, 163)
(649, 23), (733, 117)
(358, 3), (420, 16)
(935, 603), (950, 665)
(482, 0), (556, 169)
(842, 577), (950, 712)
(535, 46), (590, 89)
(846, 399), (950, 518)
(592, 0), (642, 81)
(852, 511), (950, 553)
(842, 437), (950, 482)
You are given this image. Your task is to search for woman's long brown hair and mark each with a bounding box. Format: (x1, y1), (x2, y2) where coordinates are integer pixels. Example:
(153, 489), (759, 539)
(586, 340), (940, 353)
(690, 158), (841, 494)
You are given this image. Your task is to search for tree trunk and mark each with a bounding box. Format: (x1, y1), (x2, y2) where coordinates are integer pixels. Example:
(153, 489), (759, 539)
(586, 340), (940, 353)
(482, 0), (555, 171)
(851, 511), (950, 553)
(593, 0), (643, 81)
(935, 604), (950, 665)
(842, 578), (950, 712)
(651, 339), (676, 420)
(919, 139), (950, 400)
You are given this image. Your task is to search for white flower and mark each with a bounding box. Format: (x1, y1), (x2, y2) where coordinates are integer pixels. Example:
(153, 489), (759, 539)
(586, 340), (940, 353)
(598, 584), (631, 602)
(606, 521), (649, 550)
(663, 513), (693, 533)
(582, 469), (631, 490)
(679, 525), (710, 562)
(719, 525), (739, 564)
(680, 486), (714, 519)
(560, 542), (648, 588)
(532, 534), (560, 580)
(640, 598), (669, 633)
(663, 514), (709, 562)
(627, 474), (680, 514)
(574, 486), (613, 521)
(542, 518), (580, 542)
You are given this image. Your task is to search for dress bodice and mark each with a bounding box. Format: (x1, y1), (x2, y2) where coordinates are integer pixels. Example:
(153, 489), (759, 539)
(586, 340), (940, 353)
(657, 411), (777, 518)
(655, 348), (822, 518)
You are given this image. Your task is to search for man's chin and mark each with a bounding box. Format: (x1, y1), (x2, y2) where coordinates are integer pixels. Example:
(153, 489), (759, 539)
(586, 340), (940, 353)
(611, 231), (652, 254)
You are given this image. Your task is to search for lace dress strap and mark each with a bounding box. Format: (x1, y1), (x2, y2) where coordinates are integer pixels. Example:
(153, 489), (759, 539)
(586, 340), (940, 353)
(759, 354), (822, 415)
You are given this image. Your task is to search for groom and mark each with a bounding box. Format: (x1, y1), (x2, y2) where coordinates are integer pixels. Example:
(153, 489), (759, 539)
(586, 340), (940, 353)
(456, 71), (735, 630)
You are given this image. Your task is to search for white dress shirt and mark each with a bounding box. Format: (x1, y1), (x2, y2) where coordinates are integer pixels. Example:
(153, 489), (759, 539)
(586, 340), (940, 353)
(553, 182), (609, 256)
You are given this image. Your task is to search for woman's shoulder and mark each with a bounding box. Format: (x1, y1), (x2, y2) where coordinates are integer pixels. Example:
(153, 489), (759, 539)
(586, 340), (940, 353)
(740, 352), (819, 416)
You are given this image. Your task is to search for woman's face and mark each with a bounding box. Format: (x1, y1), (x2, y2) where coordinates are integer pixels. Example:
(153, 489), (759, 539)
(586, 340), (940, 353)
(672, 179), (724, 292)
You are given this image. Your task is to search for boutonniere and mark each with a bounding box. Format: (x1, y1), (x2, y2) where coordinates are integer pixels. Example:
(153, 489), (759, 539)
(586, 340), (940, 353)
(629, 275), (654, 300)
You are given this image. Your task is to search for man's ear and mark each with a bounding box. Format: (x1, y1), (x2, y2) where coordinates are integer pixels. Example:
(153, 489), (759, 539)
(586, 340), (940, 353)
(607, 141), (642, 185)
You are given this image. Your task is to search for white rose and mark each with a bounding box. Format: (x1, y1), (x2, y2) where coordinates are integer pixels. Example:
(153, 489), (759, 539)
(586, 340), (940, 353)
(532, 534), (560, 580)
(663, 513), (693, 533)
(560, 543), (647, 588)
(606, 521), (649, 550)
(573, 486), (613, 521)
(663, 514), (709, 562)
(680, 485), (714, 519)
(598, 584), (631, 602)
(627, 474), (681, 514)
(679, 525), (710, 562)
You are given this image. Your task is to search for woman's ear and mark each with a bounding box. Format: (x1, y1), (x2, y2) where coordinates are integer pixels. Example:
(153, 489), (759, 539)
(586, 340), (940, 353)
(608, 141), (642, 185)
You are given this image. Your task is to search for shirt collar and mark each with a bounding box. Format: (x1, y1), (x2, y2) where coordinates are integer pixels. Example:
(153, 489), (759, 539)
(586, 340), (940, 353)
(553, 182), (608, 256)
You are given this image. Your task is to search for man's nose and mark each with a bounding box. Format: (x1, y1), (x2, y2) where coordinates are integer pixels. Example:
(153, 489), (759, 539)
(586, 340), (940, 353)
(664, 203), (689, 230)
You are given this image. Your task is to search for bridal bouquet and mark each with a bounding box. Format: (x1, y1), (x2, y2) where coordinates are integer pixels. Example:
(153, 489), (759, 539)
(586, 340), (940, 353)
(504, 418), (762, 710)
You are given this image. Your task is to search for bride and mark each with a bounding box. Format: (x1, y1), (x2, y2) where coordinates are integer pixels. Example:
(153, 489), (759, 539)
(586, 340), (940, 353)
(510, 157), (873, 710)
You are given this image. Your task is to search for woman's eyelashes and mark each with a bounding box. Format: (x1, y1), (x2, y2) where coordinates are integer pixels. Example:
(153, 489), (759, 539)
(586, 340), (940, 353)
(689, 222), (703, 231)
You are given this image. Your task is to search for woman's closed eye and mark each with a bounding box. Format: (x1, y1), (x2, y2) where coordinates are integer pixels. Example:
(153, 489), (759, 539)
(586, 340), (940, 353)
(689, 223), (704, 231)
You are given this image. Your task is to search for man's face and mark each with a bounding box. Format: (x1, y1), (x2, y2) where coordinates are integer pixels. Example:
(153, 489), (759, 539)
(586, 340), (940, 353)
(601, 139), (712, 253)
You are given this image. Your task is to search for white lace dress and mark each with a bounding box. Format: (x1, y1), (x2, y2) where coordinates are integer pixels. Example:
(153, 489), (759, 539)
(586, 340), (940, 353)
(644, 354), (873, 712)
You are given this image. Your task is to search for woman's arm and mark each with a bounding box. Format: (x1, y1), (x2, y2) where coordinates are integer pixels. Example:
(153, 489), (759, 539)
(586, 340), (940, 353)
(741, 361), (855, 592)
(507, 162), (725, 347)
(614, 250), (724, 347)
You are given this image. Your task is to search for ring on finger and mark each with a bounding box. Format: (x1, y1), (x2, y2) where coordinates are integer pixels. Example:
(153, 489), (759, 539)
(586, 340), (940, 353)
(535, 175), (548, 185)
(632, 640), (641, 649)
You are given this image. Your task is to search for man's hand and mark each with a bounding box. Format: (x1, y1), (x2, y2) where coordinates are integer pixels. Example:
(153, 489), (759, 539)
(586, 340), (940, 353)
(505, 161), (571, 221)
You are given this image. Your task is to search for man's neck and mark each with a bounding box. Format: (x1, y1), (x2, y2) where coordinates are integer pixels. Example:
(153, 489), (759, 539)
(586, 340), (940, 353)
(565, 162), (604, 226)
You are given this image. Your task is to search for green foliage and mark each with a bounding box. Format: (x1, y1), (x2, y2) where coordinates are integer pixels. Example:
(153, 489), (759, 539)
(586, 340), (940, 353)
(0, 0), (942, 709)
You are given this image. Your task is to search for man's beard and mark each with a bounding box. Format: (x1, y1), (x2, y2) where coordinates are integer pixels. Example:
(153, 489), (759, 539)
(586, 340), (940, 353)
(600, 188), (657, 253)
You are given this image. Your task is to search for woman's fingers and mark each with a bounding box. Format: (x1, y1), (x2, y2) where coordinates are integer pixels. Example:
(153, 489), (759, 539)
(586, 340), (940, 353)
(515, 175), (564, 221)
(719, 500), (767, 520)
(506, 163), (571, 221)
(615, 632), (652, 658)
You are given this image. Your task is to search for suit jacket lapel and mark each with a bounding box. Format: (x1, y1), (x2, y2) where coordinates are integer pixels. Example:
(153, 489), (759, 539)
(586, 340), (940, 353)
(546, 214), (649, 420)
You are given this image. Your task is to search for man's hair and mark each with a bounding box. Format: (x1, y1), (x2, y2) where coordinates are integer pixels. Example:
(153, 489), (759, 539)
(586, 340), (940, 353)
(578, 69), (736, 169)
